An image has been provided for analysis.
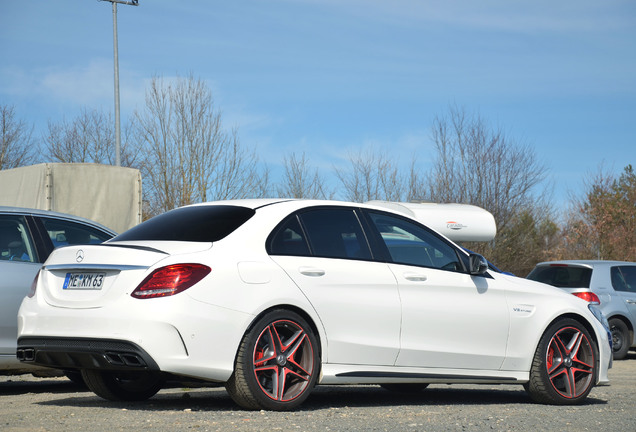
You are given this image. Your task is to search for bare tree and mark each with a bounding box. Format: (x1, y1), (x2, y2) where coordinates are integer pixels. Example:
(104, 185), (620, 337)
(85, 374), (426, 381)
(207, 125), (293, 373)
(335, 147), (405, 203)
(424, 105), (555, 275)
(44, 108), (140, 167)
(406, 157), (428, 202)
(134, 75), (267, 216)
(277, 152), (331, 199)
(426, 106), (550, 230)
(0, 104), (37, 169)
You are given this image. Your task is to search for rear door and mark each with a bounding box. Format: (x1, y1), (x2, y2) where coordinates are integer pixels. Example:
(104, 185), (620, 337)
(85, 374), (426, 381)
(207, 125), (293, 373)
(611, 265), (636, 333)
(268, 207), (401, 366)
(0, 214), (40, 358)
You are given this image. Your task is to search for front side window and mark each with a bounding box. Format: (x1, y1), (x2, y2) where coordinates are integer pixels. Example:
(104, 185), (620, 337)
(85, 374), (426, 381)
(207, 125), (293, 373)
(367, 211), (461, 271)
(41, 217), (113, 248)
(0, 215), (36, 263)
(611, 266), (636, 293)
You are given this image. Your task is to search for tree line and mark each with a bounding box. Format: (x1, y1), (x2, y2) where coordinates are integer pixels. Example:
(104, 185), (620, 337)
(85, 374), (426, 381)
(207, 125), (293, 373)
(1, 75), (634, 276)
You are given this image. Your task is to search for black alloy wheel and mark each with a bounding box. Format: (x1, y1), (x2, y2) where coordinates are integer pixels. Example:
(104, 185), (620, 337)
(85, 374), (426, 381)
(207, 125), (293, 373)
(526, 318), (597, 405)
(226, 309), (320, 411)
(609, 318), (630, 360)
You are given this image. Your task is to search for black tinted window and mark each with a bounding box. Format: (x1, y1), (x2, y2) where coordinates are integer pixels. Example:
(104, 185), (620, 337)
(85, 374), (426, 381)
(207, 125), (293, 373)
(527, 265), (592, 288)
(611, 266), (636, 293)
(368, 211), (461, 271)
(298, 208), (371, 260)
(113, 205), (255, 242)
(40, 217), (113, 248)
(268, 216), (310, 256)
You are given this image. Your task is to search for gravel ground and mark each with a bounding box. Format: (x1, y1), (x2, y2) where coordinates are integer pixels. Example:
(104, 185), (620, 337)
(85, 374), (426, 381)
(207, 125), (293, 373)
(2, 352), (635, 432)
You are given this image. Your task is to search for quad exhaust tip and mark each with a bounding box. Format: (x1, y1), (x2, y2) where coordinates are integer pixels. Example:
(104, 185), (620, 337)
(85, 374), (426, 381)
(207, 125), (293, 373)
(16, 348), (35, 362)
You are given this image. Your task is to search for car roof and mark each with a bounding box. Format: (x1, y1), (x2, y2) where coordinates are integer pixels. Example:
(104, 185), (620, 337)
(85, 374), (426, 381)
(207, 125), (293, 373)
(0, 206), (117, 234)
(185, 198), (408, 213)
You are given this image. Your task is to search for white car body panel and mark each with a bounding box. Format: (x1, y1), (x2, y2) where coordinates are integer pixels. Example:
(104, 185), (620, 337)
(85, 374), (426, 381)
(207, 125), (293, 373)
(391, 263), (509, 370)
(271, 255), (401, 366)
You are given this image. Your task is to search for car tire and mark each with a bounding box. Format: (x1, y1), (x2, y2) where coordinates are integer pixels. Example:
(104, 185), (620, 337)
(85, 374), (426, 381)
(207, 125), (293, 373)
(81, 369), (163, 401)
(526, 318), (597, 405)
(226, 309), (320, 411)
(380, 383), (429, 393)
(609, 318), (630, 360)
(64, 370), (86, 387)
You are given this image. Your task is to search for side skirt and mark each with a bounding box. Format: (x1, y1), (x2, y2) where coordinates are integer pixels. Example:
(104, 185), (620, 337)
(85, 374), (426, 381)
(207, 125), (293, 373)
(319, 365), (527, 385)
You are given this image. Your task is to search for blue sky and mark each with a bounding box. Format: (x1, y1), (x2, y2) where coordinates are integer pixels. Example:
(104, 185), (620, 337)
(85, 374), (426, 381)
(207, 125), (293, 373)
(1, 1), (635, 205)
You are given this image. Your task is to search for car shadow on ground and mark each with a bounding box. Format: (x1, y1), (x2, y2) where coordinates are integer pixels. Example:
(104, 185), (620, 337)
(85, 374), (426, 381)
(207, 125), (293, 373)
(0, 377), (85, 396)
(27, 383), (607, 412)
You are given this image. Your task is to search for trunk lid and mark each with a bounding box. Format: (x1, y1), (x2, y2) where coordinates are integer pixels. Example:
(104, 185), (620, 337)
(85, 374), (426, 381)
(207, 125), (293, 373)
(39, 241), (211, 308)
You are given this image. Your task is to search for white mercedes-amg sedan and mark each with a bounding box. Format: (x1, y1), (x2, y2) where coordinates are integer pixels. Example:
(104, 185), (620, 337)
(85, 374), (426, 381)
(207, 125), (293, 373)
(17, 199), (611, 410)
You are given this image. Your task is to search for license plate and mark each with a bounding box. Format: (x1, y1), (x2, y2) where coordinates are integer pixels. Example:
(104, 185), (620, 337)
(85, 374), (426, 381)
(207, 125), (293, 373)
(63, 273), (105, 290)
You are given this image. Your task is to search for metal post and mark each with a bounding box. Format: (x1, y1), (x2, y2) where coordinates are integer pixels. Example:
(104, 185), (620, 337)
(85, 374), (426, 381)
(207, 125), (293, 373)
(112, 1), (121, 167)
(102, 0), (138, 167)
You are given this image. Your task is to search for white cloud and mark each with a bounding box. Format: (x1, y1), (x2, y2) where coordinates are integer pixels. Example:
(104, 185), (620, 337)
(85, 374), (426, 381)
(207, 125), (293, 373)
(40, 59), (114, 105)
(0, 59), (148, 117)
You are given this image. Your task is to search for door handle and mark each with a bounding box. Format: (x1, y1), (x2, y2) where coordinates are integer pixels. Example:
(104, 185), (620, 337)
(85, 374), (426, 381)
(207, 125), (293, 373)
(626, 299), (636, 305)
(403, 272), (427, 282)
(299, 267), (325, 277)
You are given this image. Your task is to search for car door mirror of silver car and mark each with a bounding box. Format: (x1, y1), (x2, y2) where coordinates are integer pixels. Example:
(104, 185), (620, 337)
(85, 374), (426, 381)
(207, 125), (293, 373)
(469, 254), (489, 276)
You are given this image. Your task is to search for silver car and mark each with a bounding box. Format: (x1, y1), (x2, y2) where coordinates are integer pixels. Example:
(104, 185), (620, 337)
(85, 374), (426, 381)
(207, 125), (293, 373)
(0, 207), (115, 376)
(527, 260), (636, 360)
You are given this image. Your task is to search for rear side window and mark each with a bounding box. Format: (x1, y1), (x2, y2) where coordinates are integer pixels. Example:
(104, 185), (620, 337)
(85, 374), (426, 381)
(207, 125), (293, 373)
(611, 266), (636, 293)
(113, 205), (255, 242)
(268, 207), (372, 260)
(527, 265), (592, 288)
(299, 208), (371, 260)
(40, 217), (113, 248)
(0, 215), (36, 263)
(268, 216), (311, 256)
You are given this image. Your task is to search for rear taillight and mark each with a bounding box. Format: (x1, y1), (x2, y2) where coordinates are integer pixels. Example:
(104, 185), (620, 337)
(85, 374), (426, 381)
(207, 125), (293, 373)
(27, 271), (40, 298)
(572, 291), (600, 304)
(131, 264), (211, 299)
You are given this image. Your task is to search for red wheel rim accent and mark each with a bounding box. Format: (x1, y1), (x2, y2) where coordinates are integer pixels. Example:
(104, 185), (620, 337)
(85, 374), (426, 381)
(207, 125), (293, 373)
(252, 319), (314, 402)
(545, 326), (595, 399)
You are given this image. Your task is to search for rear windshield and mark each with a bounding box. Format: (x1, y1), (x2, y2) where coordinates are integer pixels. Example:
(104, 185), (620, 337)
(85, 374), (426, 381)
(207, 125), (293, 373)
(112, 205), (255, 242)
(527, 265), (592, 288)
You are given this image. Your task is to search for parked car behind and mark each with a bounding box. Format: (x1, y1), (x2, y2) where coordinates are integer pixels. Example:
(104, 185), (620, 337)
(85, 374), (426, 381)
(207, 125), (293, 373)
(527, 260), (636, 360)
(0, 207), (115, 375)
(17, 199), (611, 410)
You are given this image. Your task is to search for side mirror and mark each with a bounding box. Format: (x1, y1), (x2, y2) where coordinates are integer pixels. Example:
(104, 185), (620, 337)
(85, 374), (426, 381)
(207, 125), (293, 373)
(469, 254), (489, 276)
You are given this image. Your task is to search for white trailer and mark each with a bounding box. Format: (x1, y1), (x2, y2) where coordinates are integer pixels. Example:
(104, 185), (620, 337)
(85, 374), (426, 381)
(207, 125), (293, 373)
(0, 163), (142, 233)
(367, 200), (496, 242)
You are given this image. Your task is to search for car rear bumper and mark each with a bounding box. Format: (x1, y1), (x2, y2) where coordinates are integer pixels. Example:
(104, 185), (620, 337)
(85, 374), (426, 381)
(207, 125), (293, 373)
(17, 293), (254, 382)
(16, 337), (159, 372)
